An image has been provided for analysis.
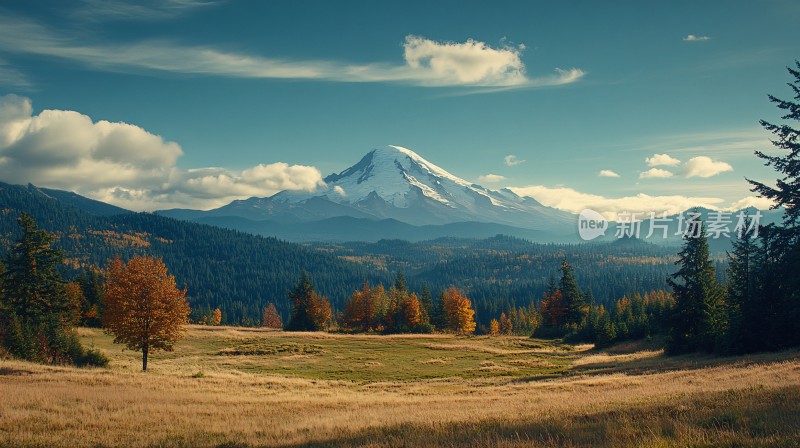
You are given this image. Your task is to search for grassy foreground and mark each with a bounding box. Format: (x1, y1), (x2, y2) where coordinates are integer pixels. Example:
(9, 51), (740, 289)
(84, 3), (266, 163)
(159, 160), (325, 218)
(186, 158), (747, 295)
(1, 326), (799, 447)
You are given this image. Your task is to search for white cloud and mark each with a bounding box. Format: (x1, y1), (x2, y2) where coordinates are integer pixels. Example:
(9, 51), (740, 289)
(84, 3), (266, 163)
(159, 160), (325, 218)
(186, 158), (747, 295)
(639, 168), (674, 179)
(728, 196), (776, 211)
(682, 156), (733, 178)
(598, 169), (620, 178)
(511, 186), (774, 220)
(333, 185), (346, 196)
(510, 185), (726, 221)
(403, 35), (527, 87)
(477, 174), (507, 183)
(645, 153), (681, 167)
(0, 16), (584, 89)
(504, 154), (526, 166)
(684, 35), (711, 42)
(0, 94), (325, 210)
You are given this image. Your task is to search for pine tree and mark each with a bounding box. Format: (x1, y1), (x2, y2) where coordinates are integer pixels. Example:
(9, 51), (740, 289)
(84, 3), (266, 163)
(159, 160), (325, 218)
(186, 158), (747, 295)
(3, 213), (69, 323)
(666, 219), (727, 354)
(726, 219), (759, 353)
(286, 272), (331, 331)
(1, 214), (84, 364)
(746, 61), (800, 348)
(560, 260), (587, 326)
(748, 61), (800, 229)
(418, 283), (432, 326)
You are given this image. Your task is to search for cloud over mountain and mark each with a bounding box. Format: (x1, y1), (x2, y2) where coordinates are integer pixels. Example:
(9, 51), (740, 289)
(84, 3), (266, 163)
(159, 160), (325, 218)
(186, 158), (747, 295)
(0, 94), (324, 210)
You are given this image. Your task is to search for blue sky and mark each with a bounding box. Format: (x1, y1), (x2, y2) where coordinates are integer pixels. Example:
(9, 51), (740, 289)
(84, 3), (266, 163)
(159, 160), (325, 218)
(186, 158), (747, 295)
(0, 0), (798, 215)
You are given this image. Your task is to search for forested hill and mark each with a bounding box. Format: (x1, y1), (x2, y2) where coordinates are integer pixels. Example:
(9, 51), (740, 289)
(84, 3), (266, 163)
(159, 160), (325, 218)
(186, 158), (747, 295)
(0, 182), (390, 324)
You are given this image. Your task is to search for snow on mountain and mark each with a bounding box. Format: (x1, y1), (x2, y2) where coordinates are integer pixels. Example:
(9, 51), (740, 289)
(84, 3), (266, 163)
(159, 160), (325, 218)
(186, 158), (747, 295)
(264, 145), (575, 229)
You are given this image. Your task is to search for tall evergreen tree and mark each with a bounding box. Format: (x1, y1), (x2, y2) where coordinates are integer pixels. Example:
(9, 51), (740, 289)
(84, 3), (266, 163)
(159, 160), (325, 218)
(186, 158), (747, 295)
(2, 213), (69, 323)
(666, 219), (727, 354)
(746, 61), (800, 348)
(559, 260), (587, 326)
(726, 219), (760, 353)
(286, 272), (331, 331)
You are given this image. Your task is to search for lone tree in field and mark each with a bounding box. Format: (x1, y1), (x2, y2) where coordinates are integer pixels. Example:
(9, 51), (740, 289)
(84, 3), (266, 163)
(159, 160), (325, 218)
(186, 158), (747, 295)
(262, 303), (283, 329)
(102, 256), (190, 371)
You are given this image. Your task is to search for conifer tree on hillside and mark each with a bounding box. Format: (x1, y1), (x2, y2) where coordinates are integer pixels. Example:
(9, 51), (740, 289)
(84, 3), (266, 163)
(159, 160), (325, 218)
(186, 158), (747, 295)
(0, 213), (97, 365)
(560, 260), (588, 326)
(726, 219), (760, 353)
(746, 61), (800, 348)
(666, 219), (727, 354)
(3, 213), (70, 323)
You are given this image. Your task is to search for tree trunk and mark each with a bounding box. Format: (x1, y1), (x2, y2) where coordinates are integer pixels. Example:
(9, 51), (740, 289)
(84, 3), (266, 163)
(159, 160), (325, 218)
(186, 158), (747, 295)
(142, 345), (148, 371)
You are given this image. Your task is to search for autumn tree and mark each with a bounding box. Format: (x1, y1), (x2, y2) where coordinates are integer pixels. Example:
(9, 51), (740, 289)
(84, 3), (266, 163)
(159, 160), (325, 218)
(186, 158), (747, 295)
(102, 256), (190, 371)
(211, 308), (222, 326)
(262, 303), (283, 329)
(540, 289), (567, 327)
(489, 318), (500, 336)
(441, 286), (476, 335)
(286, 272), (331, 331)
(499, 312), (513, 335)
(341, 283), (386, 332)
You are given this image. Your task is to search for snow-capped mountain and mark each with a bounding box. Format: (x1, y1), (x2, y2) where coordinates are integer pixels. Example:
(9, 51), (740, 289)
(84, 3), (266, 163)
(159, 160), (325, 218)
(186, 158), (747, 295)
(211, 145), (573, 229)
(158, 146), (576, 240)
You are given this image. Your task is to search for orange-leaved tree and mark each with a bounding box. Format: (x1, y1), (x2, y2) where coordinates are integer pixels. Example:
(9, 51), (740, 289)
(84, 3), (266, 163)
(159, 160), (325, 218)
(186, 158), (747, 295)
(102, 256), (190, 371)
(211, 308), (222, 325)
(441, 286), (476, 335)
(489, 318), (500, 336)
(341, 283), (386, 332)
(262, 303), (283, 329)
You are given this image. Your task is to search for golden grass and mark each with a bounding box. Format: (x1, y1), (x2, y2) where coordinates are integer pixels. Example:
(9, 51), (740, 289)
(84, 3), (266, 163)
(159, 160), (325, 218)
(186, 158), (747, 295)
(1, 326), (798, 447)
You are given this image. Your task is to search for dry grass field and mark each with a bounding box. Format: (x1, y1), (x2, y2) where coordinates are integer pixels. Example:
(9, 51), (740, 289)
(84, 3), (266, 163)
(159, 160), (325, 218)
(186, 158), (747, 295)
(1, 325), (799, 447)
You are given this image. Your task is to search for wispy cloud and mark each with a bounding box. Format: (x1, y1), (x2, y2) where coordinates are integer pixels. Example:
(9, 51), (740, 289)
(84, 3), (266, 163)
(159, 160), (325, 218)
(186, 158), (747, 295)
(477, 174), (507, 183)
(0, 16), (585, 89)
(639, 168), (674, 179)
(683, 34), (711, 42)
(71, 0), (220, 22)
(504, 154), (526, 166)
(598, 169), (620, 178)
(0, 59), (31, 89)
